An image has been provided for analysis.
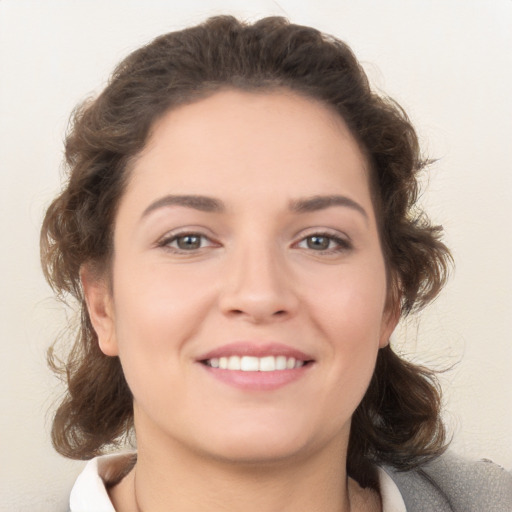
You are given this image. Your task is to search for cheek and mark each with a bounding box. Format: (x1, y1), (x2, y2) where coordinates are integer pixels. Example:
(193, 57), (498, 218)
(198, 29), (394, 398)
(113, 259), (213, 337)
(305, 261), (387, 382)
(110, 262), (215, 388)
(308, 259), (388, 338)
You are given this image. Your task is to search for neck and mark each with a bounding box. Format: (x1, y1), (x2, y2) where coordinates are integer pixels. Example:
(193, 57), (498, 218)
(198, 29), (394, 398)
(111, 437), (375, 512)
(109, 413), (381, 512)
(136, 443), (350, 512)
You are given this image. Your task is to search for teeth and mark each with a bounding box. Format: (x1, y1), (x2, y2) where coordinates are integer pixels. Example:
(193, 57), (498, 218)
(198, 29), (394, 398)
(206, 355), (305, 371)
(240, 356), (259, 371)
(259, 356), (275, 372)
(276, 355), (287, 370)
(227, 355), (241, 370)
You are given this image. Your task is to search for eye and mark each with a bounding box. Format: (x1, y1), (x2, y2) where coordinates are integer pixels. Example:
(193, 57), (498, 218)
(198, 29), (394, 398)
(158, 232), (216, 252)
(296, 233), (352, 253)
(174, 234), (204, 250)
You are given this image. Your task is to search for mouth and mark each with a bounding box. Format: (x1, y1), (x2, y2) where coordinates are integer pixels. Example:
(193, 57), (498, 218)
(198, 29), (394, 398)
(197, 342), (314, 390)
(202, 355), (311, 371)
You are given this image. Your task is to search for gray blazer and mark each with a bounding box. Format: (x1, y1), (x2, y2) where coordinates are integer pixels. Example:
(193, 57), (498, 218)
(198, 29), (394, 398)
(385, 452), (512, 511)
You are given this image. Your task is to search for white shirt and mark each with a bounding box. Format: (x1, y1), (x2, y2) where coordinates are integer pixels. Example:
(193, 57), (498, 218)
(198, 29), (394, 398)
(70, 453), (406, 512)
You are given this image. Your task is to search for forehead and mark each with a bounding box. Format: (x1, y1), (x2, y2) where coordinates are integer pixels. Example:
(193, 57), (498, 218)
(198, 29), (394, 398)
(123, 89), (373, 215)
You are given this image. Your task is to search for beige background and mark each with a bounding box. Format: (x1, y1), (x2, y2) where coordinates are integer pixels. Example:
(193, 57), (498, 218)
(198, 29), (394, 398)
(1, 0), (511, 510)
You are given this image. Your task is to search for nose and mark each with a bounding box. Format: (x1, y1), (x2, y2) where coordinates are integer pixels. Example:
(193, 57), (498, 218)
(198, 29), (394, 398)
(218, 240), (299, 323)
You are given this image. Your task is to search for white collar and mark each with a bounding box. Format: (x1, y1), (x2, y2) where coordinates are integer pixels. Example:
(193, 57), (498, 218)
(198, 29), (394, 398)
(377, 466), (407, 512)
(70, 453), (406, 512)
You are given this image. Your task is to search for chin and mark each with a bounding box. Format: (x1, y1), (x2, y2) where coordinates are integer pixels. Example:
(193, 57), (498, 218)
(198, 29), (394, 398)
(205, 439), (311, 466)
(190, 419), (339, 466)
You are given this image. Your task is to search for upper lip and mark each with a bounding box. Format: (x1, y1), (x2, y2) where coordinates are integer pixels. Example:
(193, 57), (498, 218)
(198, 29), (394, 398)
(197, 342), (314, 362)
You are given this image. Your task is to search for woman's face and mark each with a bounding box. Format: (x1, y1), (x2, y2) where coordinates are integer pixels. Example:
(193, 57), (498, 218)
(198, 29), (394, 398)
(87, 89), (397, 464)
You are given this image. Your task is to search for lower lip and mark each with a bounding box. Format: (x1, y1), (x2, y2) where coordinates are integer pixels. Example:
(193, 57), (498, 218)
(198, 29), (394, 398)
(199, 364), (312, 391)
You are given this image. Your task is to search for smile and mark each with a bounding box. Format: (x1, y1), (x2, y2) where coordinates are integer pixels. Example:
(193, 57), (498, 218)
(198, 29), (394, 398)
(197, 342), (314, 390)
(204, 355), (306, 371)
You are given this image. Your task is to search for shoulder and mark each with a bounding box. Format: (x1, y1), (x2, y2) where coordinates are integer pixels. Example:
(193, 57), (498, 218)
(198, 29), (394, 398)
(383, 452), (512, 512)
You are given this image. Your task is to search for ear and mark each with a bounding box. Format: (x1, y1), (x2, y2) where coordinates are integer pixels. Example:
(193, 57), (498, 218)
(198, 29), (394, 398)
(378, 298), (401, 349)
(81, 264), (118, 356)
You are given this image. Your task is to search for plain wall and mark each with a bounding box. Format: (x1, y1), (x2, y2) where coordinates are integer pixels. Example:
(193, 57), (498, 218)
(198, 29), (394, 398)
(1, 0), (511, 509)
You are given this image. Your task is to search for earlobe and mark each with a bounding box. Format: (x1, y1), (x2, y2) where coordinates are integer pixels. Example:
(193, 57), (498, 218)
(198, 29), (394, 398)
(80, 265), (118, 356)
(379, 299), (401, 348)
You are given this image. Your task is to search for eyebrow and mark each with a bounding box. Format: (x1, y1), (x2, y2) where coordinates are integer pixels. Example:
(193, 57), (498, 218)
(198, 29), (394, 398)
(289, 195), (368, 220)
(141, 193), (368, 220)
(141, 195), (225, 218)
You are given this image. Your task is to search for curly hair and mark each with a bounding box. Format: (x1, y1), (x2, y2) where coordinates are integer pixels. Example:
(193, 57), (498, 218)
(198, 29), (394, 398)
(41, 15), (452, 488)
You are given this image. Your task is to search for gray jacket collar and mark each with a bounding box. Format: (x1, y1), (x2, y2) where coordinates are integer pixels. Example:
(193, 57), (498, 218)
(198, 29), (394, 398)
(384, 452), (512, 512)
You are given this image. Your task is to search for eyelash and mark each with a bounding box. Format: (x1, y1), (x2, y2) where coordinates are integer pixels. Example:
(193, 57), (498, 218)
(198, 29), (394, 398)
(156, 231), (352, 255)
(295, 232), (353, 254)
(157, 232), (216, 253)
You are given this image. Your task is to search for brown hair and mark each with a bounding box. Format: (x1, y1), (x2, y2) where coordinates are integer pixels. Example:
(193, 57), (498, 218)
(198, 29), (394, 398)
(41, 15), (452, 487)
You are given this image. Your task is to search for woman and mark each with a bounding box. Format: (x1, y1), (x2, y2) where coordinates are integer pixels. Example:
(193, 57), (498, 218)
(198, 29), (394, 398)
(40, 16), (512, 511)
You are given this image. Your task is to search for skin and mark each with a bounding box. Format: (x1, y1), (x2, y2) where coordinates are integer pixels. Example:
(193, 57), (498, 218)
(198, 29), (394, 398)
(84, 89), (398, 512)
